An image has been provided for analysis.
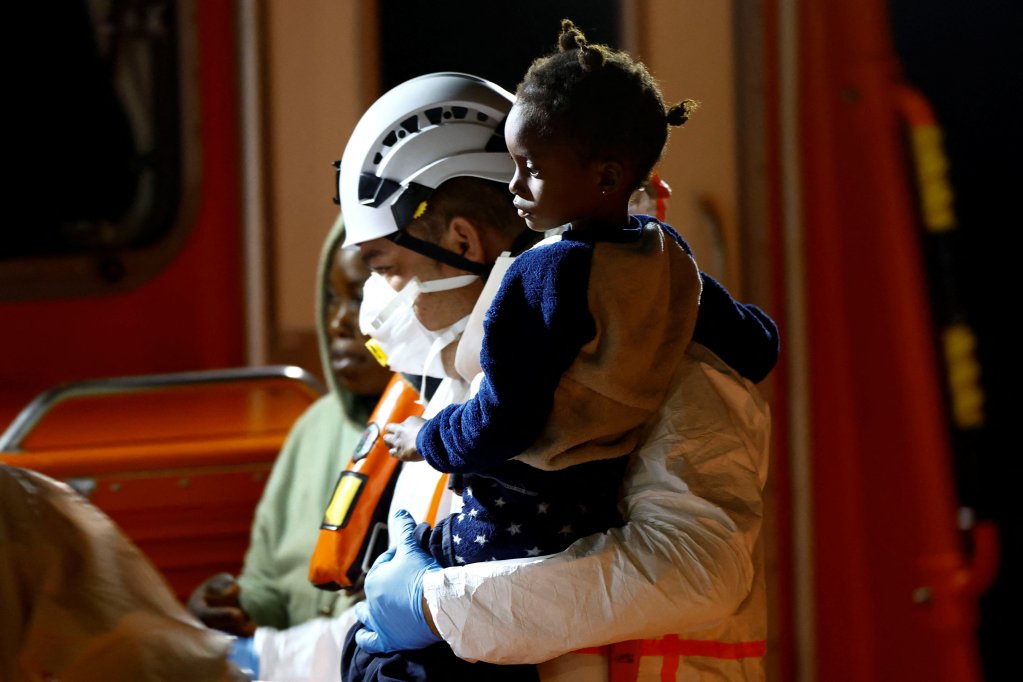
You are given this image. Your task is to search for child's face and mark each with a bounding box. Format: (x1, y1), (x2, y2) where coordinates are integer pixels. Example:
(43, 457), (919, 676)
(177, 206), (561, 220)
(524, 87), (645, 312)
(504, 104), (604, 232)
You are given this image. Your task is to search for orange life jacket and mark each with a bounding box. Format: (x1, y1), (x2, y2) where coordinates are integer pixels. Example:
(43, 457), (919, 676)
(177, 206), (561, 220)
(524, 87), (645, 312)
(308, 374), (423, 591)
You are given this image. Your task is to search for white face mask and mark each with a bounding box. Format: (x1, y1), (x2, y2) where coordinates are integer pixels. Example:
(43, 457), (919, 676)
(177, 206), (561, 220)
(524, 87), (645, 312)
(359, 273), (478, 382)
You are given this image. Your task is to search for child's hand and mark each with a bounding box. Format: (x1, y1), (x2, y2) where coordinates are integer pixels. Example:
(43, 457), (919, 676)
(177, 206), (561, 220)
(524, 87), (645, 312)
(384, 416), (426, 462)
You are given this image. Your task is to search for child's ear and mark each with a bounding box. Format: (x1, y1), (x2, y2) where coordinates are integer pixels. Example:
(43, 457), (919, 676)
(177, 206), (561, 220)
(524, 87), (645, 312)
(444, 216), (487, 263)
(596, 160), (626, 195)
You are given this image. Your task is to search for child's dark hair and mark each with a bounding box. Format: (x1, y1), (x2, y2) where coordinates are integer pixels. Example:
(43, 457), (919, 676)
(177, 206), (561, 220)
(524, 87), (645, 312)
(516, 19), (696, 191)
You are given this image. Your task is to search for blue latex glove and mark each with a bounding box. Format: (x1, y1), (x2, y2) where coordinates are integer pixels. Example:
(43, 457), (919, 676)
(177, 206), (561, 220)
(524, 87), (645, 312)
(227, 635), (259, 680)
(354, 509), (443, 653)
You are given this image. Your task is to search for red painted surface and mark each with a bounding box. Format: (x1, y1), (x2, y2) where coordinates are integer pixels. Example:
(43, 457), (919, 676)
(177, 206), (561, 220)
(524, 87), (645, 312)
(0, 376), (318, 601)
(799, 1), (981, 679)
(18, 381), (313, 452)
(0, 1), (244, 430)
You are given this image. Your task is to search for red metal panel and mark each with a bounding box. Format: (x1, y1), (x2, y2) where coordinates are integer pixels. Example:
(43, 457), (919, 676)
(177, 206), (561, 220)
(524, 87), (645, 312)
(19, 381), (315, 451)
(1, 373), (318, 601)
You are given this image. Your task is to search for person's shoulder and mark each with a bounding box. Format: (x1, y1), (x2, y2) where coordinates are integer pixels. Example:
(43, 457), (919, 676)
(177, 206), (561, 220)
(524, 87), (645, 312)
(632, 215), (693, 256)
(294, 392), (343, 426)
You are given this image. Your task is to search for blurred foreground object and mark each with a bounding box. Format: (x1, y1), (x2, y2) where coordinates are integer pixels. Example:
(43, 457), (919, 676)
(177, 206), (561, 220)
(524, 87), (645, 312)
(0, 465), (244, 681)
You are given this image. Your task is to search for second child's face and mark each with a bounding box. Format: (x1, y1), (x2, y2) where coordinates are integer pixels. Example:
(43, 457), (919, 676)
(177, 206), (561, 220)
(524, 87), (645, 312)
(504, 104), (603, 233)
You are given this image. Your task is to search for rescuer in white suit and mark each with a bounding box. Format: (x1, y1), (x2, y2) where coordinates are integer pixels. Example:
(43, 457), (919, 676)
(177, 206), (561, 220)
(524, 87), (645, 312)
(337, 72), (778, 681)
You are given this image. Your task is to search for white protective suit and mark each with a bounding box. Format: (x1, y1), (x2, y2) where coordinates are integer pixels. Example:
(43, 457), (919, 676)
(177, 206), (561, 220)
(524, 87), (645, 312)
(259, 252), (771, 681)
(392, 252), (771, 681)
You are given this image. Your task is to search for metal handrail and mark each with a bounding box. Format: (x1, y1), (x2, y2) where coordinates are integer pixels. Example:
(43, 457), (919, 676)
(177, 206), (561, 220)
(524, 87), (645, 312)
(0, 365), (325, 452)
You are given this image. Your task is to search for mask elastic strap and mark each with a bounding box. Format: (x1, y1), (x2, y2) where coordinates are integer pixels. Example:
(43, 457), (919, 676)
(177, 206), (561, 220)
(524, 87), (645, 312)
(416, 274), (480, 293)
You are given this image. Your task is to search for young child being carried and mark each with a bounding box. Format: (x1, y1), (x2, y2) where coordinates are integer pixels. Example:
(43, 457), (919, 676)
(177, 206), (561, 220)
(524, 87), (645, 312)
(384, 19), (700, 569)
(344, 19), (758, 682)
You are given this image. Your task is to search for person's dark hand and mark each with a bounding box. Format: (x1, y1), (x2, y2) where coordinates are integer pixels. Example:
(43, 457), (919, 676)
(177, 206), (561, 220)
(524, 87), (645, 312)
(187, 573), (256, 637)
(383, 416), (426, 462)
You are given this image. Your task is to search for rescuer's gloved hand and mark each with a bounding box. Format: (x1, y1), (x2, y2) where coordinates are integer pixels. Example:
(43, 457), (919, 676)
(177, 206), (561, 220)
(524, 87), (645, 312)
(227, 636), (259, 680)
(353, 509), (442, 653)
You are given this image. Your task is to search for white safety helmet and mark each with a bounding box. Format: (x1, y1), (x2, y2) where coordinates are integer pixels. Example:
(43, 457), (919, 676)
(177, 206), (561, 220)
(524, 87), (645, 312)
(337, 73), (515, 258)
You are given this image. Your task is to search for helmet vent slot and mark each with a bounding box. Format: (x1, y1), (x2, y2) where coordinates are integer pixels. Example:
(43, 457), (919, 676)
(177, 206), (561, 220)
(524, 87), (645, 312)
(358, 173), (401, 207)
(424, 107), (443, 125)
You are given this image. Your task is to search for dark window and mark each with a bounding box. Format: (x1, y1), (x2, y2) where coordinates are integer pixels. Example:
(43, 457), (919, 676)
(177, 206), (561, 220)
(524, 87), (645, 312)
(3, 0), (190, 296)
(378, 1), (621, 94)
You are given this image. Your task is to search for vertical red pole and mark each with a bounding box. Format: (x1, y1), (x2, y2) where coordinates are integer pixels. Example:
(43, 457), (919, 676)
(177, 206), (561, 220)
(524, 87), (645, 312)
(798, 0), (982, 679)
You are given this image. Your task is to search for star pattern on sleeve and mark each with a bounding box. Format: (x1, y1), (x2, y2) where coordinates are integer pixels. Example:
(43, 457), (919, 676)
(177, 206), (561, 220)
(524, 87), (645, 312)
(537, 501), (549, 515)
(507, 522), (522, 536)
(494, 496), (506, 507)
(474, 534), (488, 546)
(558, 524), (573, 536)
(525, 546), (542, 557)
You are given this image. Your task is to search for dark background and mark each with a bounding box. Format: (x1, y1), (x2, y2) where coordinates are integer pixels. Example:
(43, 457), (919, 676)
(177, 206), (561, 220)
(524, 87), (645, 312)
(890, 2), (1019, 679)
(378, 0), (620, 94)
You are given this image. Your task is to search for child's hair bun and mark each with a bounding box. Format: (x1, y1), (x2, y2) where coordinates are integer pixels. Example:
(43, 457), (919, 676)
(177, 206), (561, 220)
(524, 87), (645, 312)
(666, 99), (699, 127)
(558, 19), (606, 71)
(558, 19), (582, 52)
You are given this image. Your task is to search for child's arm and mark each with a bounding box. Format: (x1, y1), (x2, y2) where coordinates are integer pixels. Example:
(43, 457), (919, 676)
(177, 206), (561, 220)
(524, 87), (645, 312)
(694, 275), (779, 383)
(658, 220), (780, 382)
(416, 241), (597, 474)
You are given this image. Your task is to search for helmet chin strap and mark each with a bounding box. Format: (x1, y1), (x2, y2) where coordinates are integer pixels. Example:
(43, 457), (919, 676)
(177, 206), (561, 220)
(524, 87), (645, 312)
(386, 229), (492, 277)
(388, 225), (539, 279)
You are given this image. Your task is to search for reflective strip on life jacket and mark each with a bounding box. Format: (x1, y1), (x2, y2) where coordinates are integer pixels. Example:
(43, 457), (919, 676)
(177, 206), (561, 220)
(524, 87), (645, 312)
(574, 636), (766, 682)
